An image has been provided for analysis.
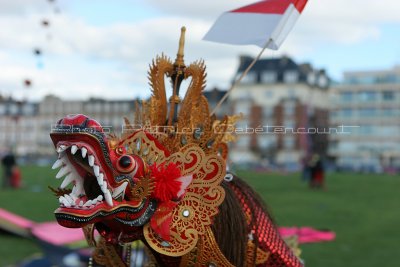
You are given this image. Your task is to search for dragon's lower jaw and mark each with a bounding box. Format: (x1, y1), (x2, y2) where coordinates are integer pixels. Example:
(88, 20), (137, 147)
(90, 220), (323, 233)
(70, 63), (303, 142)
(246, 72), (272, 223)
(55, 199), (157, 229)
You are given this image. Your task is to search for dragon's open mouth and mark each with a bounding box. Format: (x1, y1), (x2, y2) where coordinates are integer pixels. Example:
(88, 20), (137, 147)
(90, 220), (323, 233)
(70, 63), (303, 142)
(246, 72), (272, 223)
(53, 141), (122, 208)
(51, 140), (155, 228)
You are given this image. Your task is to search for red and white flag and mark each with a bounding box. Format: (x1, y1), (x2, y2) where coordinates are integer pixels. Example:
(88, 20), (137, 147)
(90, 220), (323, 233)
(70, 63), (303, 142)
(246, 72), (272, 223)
(203, 0), (308, 49)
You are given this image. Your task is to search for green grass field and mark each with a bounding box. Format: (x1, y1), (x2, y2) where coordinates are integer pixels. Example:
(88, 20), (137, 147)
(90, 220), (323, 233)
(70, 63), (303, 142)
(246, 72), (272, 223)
(0, 165), (399, 266)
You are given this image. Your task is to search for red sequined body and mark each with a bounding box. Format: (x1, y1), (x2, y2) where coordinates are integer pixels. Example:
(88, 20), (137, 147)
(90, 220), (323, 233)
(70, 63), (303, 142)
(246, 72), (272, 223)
(229, 180), (302, 267)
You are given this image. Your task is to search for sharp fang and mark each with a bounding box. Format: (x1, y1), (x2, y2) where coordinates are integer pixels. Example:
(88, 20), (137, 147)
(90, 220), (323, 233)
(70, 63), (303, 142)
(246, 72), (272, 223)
(56, 166), (70, 179)
(79, 200), (84, 207)
(101, 182), (107, 193)
(81, 147), (87, 158)
(59, 197), (64, 204)
(97, 173), (104, 186)
(88, 155), (95, 166)
(71, 145), (78, 154)
(112, 182), (128, 198)
(104, 191), (113, 206)
(93, 165), (100, 177)
(60, 173), (74, 189)
(52, 159), (63, 170)
(57, 145), (67, 153)
(97, 195), (103, 201)
(72, 181), (84, 196)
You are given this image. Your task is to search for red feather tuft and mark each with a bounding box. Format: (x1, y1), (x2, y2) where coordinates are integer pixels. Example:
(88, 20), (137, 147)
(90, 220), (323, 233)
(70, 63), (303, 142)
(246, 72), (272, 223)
(150, 162), (182, 202)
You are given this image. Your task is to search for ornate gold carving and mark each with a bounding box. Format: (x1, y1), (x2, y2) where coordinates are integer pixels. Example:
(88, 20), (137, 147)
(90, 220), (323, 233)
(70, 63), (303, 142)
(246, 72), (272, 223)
(120, 130), (168, 165)
(148, 54), (174, 126)
(82, 224), (96, 247)
(131, 173), (155, 202)
(143, 145), (226, 256)
(93, 238), (126, 267)
(246, 240), (270, 266)
(196, 227), (234, 267)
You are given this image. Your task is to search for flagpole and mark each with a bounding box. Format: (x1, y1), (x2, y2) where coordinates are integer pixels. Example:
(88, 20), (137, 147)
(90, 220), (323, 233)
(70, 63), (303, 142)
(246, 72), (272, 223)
(210, 38), (273, 116)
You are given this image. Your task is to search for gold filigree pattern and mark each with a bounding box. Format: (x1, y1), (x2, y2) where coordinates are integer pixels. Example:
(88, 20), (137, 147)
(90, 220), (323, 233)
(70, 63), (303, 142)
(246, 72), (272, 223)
(93, 238), (126, 267)
(143, 145), (226, 256)
(120, 130), (168, 165)
(131, 173), (155, 202)
(246, 240), (270, 266)
(82, 224), (96, 247)
(196, 227), (235, 267)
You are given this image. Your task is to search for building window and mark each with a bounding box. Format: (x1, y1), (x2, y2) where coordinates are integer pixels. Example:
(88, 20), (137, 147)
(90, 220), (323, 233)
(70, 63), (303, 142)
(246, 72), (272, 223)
(283, 71), (298, 84)
(261, 71), (277, 84)
(262, 107), (273, 118)
(0, 104), (5, 115)
(340, 92), (353, 102)
(382, 91), (394, 101)
(240, 71), (257, 84)
(358, 91), (377, 102)
(284, 136), (295, 149)
(307, 72), (316, 85)
(382, 109), (398, 117)
(9, 104), (18, 115)
(359, 125), (373, 135)
(359, 108), (377, 117)
(284, 102), (296, 116)
(284, 119), (295, 129)
(341, 109), (353, 117)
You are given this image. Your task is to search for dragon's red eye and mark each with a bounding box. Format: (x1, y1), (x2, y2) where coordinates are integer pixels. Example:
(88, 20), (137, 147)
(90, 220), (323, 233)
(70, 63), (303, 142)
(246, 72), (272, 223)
(117, 155), (136, 173)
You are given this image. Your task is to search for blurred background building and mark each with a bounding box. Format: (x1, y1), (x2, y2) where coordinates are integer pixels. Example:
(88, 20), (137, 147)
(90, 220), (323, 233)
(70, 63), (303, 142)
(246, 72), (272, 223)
(0, 95), (135, 160)
(330, 66), (400, 172)
(228, 56), (330, 170)
(1, 58), (399, 173)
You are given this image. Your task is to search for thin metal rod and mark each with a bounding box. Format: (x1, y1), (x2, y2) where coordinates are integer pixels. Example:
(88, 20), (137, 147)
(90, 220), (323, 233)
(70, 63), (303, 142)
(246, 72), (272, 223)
(211, 39), (273, 116)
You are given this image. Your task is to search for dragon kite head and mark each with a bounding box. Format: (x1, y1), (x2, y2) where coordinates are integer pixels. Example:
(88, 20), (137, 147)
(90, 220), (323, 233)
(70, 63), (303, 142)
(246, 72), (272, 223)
(50, 114), (165, 241)
(49, 28), (239, 250)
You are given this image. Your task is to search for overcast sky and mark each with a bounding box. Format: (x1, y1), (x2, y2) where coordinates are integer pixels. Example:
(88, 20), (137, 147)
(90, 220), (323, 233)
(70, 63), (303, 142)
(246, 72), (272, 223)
(0, 0), (399, 101)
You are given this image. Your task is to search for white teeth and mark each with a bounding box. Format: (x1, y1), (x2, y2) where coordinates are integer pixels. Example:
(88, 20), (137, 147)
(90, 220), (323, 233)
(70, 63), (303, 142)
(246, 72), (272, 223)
(60, 173), (75, 189)
(104, 191), (113, 206)
(72, 180), (85, 196)
(93, 165), (100, 177)
(83, 200), (93, 207)
(60, 196), (71, 207)
(71, 145), (78, 154)
(97, 173), (104, 186)
(97, 195), (103, 201)
(72, 181), (84, 196)
(81, 147), (87, 158)
(88, 155), (95, 166)
(52, 159), (63, 169)
(64, 194), (75, 206)
(57, 145), (68, 153)
(101, 182), (108, 193)
(56, 166), (70, 179)
(112, 182), (128, 198)
(79, 200), (84, 207)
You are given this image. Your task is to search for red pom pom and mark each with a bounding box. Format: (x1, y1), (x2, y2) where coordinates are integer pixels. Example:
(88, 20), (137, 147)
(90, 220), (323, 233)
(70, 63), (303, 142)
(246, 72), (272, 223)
(150, 162), (182, 202)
